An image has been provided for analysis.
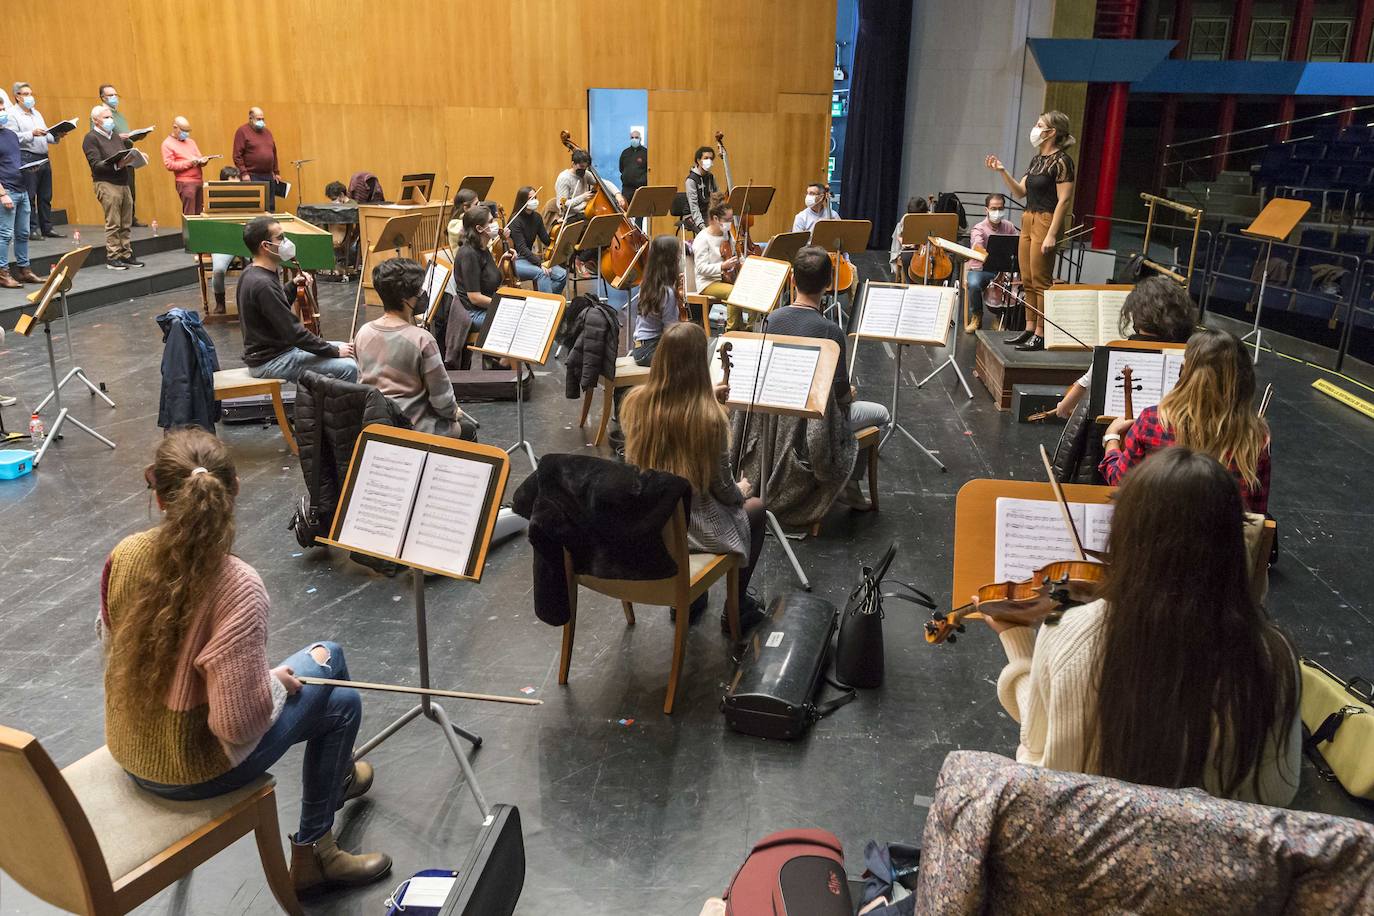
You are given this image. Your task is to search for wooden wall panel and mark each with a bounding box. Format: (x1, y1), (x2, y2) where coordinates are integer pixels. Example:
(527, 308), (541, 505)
(1, 0), (835, 241)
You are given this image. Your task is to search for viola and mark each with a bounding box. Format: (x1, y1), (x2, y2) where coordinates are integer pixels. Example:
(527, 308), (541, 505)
(676, 271), (690, 323)
(721, 229), (739, 284)
(288, 262), (321, 336)
(923, 560), (1106, 644)
(559, 130), (648, 285)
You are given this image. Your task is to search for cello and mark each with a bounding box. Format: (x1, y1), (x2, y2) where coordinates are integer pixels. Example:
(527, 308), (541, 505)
(559, 131), (648, 285)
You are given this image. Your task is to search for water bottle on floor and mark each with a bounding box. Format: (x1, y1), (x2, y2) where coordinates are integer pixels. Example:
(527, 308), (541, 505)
(29, 413), (44, 442)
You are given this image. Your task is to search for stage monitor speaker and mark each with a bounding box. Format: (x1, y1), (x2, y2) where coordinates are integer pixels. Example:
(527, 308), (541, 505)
(439, 803), (525, 916)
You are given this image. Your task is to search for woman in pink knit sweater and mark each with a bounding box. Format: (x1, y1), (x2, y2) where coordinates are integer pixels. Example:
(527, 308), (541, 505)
(100, 429), (391, 897)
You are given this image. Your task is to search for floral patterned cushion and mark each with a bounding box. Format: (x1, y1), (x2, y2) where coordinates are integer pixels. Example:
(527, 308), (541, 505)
(916, 751), (1374, 915)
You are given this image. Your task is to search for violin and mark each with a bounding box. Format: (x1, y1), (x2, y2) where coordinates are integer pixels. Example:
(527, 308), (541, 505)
(487, 202), (518, 285)
(287, 261), (321, 336)
(1117, 365), (1140, 421)
(924, 560), (1105, 644)
(559, 130), (648, 285)
(676, 270), (690, 323)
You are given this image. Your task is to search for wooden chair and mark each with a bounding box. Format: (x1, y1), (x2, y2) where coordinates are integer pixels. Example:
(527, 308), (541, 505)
(0, 725), (301, 915)
(577, 356), (652, 447)
(560, 503), (740, 714)
(683, 293), (717, 335)
(213, 367), (298, 455)
(810, 425), (881, 537)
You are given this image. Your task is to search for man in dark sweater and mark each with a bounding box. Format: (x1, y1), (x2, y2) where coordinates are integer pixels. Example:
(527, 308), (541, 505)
(0, 115), (43, 288)
(683, 145), (718, 235)
(618, 130), (648, 210)
(762, 245), (890, 509)
(82, 104), (141, 269)
(239, 215), (358, 382)
(232, 107), (280, 209)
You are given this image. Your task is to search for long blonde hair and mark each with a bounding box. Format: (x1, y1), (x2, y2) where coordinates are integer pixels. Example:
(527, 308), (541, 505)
(621, 323), (728, 492)
(1157, 329), (1267, 488)
(108, 429), (238, 709)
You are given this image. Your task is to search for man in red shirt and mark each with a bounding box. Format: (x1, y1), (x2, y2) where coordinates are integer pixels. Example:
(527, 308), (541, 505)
(232, 106), (280, 208)
(161, 117), (211, 215)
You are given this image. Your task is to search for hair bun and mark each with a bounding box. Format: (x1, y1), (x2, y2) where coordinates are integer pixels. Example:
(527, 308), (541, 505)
(191, 466), (209, 476)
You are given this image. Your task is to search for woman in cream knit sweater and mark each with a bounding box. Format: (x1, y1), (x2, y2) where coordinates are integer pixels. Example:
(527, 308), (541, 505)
(992, 447), (1301, 806)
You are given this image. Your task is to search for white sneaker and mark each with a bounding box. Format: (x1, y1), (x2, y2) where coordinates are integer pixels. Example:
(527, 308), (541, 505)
(835, 480), (872, 511)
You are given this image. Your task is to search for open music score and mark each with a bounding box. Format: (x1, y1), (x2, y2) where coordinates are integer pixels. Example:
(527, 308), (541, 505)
(320, 426), (509, 581)
(856, 282), (956, 345)
(930, 236), (986, 262)
(715, 331), (839, 419)
(420, 250), (453, 327)
(725, 256), (791, 314)
(469, 287), (565, 365)
(1043, 285), (1132, 349)
(994, 497), (1113, 582)
(1093, 347), (1186, 418)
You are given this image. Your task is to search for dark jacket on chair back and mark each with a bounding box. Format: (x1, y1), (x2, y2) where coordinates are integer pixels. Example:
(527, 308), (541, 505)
(562, 295), (620, 399)
(512, 454), (692, 626)
(157, 308), (221, 432)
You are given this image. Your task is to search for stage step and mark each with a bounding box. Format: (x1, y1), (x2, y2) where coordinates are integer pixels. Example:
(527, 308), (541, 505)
(0, 249), (199, 319)
(24, 225), (187, 276)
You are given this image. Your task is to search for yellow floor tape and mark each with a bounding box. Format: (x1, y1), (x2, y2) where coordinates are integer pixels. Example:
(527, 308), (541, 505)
(1312, 378), (1374, 420)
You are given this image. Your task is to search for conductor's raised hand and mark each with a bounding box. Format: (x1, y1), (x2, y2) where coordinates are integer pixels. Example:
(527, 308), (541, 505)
(985, 154), (1003, 172)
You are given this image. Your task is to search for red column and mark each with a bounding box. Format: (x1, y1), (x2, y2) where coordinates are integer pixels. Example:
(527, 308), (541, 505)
(1092, 82), (1130, 249)
(1342, 0), (1374, 124)
(1171, 0), (1193, 58)
(1278, 0), (1316, 141)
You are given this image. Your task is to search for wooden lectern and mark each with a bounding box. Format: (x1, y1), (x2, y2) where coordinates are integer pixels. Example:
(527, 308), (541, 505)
(357, 201), (451, 307)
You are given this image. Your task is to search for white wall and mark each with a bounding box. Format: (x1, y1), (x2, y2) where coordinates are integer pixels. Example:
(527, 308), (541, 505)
(899, 0), (1056, 219)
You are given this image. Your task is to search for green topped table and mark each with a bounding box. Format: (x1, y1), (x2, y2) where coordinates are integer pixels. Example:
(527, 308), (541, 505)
(182, 212), (336, 319)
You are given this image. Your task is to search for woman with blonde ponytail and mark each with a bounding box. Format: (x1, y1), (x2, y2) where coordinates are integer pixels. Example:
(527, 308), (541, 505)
(1100, 328), (1271, 513)
(99, 428), (392, 898)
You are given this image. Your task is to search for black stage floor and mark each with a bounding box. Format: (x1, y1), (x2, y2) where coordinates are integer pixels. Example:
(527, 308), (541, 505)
(2, 252), (1373, 914)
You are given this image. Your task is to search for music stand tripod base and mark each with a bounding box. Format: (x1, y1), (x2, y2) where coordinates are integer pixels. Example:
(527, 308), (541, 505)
(34, 320), (117, 466)
(1239, 198), (1311, 364)
(759, 418), (811, 591)
(879, 345), (946, 471)
(34, 286), (117, 416)
(351, 567), (491, 819)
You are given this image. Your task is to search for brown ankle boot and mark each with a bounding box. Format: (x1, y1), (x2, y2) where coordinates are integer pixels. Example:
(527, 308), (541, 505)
(14, 266), (46, 284)
(0, 269), (19, 289)
(289, 831), (392, 897)
(336, 761), (374, 809)
(213, 291), (226, 315)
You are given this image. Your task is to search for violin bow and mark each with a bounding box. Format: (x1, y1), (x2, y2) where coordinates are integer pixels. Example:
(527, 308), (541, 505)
(1019, 298), (1094, 350)
(1258, 382), (1275, 418)
(1040, 444), (1088, 562)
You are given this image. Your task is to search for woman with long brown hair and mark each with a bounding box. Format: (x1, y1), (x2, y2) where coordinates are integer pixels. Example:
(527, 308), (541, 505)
(621, 322), (767, 633)
(99, 429), (391, 897)
(1100, 328), (1271, 513)
(632, 234), (684, 366)
(991, 447), (1300, 804)
(985, 109), (1076, 350)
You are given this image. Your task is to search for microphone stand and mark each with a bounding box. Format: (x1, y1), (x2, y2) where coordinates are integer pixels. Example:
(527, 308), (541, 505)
(291, 157), (314, 211)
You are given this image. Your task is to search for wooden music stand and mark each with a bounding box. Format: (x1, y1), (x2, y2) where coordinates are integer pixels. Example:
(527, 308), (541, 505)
(399, 172), (436, 204)
(724, 255), (792, 317)
(715, 331), (839, 589)
(727, 185), (775, 233)
(459, 175), (495, 200)
(468, 287), (567, 469)
(316, 425), (513, 820)
(762, 230), (809, 264)
(350, 211), (426, 335)
(626, 185), (676, 232)
(852, 282), (961, 469)
(575, 214), (626, 300)
(1239, 198), (1310, 363)
(809, 218), (871, 324)
(12, 248), (117, 466)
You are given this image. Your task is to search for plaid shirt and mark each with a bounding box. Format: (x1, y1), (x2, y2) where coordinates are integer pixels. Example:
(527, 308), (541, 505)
(1099, 406), (1271, 514)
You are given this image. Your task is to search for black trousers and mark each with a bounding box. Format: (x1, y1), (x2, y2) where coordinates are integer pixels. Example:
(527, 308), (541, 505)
(21, 158), (53, 234)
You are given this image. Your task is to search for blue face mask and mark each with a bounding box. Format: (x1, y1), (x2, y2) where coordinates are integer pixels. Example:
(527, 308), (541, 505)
(105, 94), (119, 110)
(630, 138), (640, 147)
(0, 113), (7, 127)
(178, 130), (189, 141)
(253, 119), (265, 130)
(21, 96), (35, 111)
(101, 117), (115, 132)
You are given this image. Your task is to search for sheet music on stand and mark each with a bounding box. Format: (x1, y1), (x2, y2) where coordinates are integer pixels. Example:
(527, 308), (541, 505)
(855, 282), (956, 346)
(470, 288), (565, 365)
(993, 496), (1113, 582)
(1088, 343), (1187, 418)
(724, 338), (820, 411)
(1042, 285), (1132, 349)
(725, 256), (790, 314)
(420, 250), (453, 328)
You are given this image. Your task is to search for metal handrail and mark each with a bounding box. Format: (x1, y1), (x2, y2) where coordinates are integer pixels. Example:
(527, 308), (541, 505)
(1164, 102), (1374, 155)
(1168, 135), (1318, 171)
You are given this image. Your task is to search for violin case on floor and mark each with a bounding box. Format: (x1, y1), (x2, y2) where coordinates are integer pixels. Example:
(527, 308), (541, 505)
(722, 593), (854, 740)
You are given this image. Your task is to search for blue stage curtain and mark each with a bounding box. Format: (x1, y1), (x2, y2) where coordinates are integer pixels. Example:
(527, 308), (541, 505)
(839, 0), (913, 249)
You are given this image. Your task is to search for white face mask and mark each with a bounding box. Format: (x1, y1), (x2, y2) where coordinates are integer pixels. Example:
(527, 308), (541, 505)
(630, 138), (641, 147)
(804, 193), (819, 208)
(1029, 126), (1047, 146)
(526, 198), (539, 211)
(488, 223), (502, 237)
(270, 236), (296, 261)
(988, 209), (1006, 223)
(700, 158), (713, 171)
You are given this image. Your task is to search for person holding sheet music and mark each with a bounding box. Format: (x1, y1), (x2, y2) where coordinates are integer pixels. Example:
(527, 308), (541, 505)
(355, 257), (476, 439)
(694, 194), (745, 328)
(239, 215), (359, 382)
(82, 104), (141, 269)
(100, 430), (393, 895)
(622, 323), (768, 634)
(509, 185), (567, 295)
(763, 245), (890, 510)
(10, 82), (62, 239)
(964, 193), (1019, 332)
(161, 117), (213, 216)
(455, 205), (513, 332)
(232, 107), (280, 209)
(989, 447), (1299, 806)
(1100, 328), (1271, 514)
(985, 110), (1077, 351)
(1054, 276), (1195, 420)
(98, 83), (144, 226)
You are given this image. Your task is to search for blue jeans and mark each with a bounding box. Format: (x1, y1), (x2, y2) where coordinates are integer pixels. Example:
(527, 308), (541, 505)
(0, 189), (31, 271)
(251, 347), (359, 383)
(847, 400), (891, 480)
(133, 642), (362, 843)
(211, 253), (234, 296)
(514, 258), (567, 294)
(967, 269), (997, 320)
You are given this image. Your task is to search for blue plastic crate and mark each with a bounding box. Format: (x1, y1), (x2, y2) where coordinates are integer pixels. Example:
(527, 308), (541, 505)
(0, 449), (36, 479)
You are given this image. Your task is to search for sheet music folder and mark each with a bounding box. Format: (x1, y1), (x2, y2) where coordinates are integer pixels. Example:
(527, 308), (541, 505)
(1086, 340), (1187, 419)
(319, 425), (510, 582)
(713, 331), (838, 420)
(470, 286), (567, 365)
(855, 281), (956, 346)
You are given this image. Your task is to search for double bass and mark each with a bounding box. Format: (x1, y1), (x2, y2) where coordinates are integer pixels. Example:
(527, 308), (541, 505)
(714, 132), (761, 258)
(559, 131), (648, 285)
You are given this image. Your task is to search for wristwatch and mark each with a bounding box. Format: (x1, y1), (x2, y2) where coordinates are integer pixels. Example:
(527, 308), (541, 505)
(1102, 433), (1122, 448)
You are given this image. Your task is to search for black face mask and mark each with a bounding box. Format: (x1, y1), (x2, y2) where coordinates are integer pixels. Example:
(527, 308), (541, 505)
(575, 168), (586, 178)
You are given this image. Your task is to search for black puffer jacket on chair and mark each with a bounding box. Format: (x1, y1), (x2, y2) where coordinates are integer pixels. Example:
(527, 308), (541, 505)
(289, 370), (409, 555)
